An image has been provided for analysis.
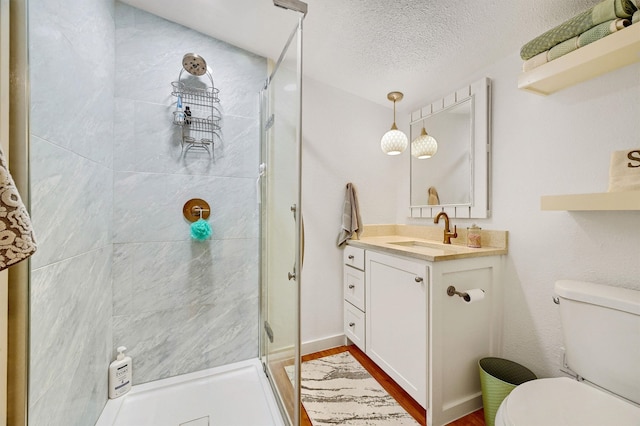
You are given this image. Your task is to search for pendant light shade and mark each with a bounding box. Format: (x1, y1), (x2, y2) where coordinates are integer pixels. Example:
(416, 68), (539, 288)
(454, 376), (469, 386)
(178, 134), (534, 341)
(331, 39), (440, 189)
(381, 92), (408, 155)
(411, 127), (438, 159)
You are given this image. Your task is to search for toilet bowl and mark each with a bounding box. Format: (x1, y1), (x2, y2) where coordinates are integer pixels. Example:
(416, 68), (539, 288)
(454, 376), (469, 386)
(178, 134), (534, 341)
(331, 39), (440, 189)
(494, 280), (640, 426)
(494, 377), (640, 426)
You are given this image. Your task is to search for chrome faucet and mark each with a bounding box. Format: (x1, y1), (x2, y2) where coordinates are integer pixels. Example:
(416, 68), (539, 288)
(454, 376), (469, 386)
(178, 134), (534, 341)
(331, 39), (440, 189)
(434, 212), (457, 244)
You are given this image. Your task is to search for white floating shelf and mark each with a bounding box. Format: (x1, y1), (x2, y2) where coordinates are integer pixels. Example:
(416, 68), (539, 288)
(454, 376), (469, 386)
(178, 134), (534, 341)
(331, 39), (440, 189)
(519, 24), (640, 95)
(541, 191), (640, 211)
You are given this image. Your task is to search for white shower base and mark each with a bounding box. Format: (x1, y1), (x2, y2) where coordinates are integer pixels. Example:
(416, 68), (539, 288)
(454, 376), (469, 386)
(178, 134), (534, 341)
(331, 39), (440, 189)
(96, 358), (285, 426)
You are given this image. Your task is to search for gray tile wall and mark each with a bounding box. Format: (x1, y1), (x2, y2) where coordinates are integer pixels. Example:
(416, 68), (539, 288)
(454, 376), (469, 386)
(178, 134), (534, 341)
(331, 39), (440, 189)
(28, 0), (115, 424)
(28, 1), (265, 424)
(113, 3), (265, 384)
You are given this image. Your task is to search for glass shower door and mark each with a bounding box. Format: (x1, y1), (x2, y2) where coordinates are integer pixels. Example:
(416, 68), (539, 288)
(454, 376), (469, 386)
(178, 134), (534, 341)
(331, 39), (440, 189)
(260, 18), (303, 426)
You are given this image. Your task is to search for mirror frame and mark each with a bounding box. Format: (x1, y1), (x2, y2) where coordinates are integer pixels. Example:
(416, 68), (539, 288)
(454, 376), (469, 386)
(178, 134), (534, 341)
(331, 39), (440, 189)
(408, 77), (491, 219)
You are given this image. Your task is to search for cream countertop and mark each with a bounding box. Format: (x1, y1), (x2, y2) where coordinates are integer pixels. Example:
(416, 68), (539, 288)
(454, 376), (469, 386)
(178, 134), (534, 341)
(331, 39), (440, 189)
(347, 224), (508, 262)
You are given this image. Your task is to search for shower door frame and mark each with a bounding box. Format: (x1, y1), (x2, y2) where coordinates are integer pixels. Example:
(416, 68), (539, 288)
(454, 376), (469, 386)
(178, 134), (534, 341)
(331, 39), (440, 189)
(5, 0), (30, 424)
(259, 15), (304, 426)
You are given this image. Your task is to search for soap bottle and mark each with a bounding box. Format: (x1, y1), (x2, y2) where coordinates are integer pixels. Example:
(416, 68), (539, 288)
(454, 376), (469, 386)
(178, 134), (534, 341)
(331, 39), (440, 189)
(108, 346), (132, 399)
(175, 95), (184, 124)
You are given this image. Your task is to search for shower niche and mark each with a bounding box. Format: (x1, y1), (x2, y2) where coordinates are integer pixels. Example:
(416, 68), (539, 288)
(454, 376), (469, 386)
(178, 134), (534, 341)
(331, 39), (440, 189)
(171, 53), (221, 156)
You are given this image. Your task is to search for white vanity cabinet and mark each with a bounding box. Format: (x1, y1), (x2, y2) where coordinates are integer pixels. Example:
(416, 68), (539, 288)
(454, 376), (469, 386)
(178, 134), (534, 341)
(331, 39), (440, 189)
(343, 246), (366, 351)
(427, 255), (502, 426)
(343, 242), (503, 426)
(365, 250), (428, 407)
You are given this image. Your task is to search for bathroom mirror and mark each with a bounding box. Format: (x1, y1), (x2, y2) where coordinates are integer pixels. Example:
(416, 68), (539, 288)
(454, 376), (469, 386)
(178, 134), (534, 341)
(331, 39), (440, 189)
(409, 77), (491, 219)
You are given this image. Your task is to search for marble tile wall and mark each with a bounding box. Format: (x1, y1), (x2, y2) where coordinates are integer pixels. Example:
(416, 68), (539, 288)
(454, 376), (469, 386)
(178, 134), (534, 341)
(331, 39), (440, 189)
(28, 0), (115, 424)
(113, 2), (265, 384)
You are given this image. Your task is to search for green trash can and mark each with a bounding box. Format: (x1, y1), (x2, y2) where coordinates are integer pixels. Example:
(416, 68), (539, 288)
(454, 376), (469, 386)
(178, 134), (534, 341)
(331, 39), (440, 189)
(478, 357), (537, 426)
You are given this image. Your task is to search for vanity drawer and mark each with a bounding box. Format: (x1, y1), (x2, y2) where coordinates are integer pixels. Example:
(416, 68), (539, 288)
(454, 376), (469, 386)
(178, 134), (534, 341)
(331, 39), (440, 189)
(344, 246), (365, 270)
(344, 266), (365, 311)
(344, 302), (365, 351)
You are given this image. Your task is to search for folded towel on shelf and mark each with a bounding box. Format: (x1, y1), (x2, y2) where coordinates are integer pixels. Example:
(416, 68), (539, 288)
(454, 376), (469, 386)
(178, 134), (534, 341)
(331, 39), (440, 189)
(520, 0), (637, 60)
(337, 182), (362, 247)
(522, 51), (550, 72)
(548, 18), (631, 61)
(608, 149), (640, 192)
(0, 147), (37, 270)
(523, 18), (631, 71)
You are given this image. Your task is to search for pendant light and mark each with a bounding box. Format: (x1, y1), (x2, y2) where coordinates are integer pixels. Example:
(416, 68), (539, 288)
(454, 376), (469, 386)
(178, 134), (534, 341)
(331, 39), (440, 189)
(380, 92), (408, 155)
(411, 127), (438, 159)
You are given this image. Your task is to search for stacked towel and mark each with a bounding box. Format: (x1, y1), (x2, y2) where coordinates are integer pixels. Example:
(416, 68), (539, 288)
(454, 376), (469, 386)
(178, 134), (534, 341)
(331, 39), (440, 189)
(337, 183), (362, 247)
(521, 0), (637, 71)
(523, 18), (631, 71)
(0, 147), (37, 270)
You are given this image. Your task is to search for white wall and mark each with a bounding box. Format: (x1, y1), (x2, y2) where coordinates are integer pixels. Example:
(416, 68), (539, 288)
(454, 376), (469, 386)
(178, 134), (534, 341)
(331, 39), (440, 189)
(302, 51), (640, 378)
(301, 77), (403, 346)
(465, 53), (640, 377)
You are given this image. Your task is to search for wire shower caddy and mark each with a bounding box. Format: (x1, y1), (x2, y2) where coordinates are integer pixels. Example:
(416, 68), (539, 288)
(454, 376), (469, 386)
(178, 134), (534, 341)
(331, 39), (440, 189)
(171, 67), (221, 156)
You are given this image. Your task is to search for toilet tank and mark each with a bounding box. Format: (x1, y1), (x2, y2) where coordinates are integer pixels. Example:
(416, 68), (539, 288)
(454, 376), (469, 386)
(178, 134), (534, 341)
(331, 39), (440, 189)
(555, 280), (640, 405)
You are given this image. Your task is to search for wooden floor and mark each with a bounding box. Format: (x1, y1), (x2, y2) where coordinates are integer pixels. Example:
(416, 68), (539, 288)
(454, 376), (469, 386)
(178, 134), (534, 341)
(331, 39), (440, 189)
(272, 345), (485, 426)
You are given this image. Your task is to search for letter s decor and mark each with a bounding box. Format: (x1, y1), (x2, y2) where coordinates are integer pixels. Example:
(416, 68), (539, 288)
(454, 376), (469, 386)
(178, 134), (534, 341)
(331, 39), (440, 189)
(627, 150), (640, 168)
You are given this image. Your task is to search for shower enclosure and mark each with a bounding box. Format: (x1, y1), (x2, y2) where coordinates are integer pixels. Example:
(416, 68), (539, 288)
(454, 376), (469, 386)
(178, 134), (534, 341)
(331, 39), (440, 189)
(5, 0), (306, 425)
(260, 13), (305, 425)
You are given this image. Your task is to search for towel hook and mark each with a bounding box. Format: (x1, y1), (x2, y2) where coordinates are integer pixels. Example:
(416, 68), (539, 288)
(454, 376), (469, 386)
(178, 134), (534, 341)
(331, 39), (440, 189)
(183, 198), (211, 222)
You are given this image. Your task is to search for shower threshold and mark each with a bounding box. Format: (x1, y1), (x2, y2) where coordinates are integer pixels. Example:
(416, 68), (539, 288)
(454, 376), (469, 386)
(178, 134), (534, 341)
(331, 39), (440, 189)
(96, 358), (285, 426)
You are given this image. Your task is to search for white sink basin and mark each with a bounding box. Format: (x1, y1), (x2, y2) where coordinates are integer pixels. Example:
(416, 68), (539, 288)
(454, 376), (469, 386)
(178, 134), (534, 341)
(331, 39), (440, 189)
(389, 240), (449, 249)
(387, 240), (463, 254)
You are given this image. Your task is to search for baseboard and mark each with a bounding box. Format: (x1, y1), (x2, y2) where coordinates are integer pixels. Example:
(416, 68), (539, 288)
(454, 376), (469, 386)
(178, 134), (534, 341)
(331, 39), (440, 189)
(301, 333), (346, 356)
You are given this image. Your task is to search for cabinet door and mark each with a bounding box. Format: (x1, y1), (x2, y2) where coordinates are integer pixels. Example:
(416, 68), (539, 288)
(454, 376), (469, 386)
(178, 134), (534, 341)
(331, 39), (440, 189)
(365, 250), (428, 407)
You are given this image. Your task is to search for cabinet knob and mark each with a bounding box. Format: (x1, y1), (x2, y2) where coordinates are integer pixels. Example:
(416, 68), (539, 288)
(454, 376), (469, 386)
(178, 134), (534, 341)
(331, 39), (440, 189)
(348, 255), (355, 259)
(415, 277), (424, 283)
(348, 284), (355, 289)
(349, 322), (355, 327)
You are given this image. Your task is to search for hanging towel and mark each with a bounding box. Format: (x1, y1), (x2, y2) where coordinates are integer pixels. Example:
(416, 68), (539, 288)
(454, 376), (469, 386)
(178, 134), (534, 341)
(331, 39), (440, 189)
(0, 147), (37, 270)
(337, 183), (362, 247)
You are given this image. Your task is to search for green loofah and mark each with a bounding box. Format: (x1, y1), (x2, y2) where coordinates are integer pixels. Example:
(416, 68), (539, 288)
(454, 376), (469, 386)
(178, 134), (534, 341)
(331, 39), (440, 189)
(190, 218), (212, 241)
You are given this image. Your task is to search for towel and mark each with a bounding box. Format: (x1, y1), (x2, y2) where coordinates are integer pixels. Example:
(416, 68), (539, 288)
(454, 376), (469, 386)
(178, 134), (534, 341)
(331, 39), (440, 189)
(520, 0), (637, 59)
(522, 51), (550, 72)
(337, 183), (362, 247)
(548, 18), (631, 61)
(0, 147), (37, 270)
(523, 18), (630, 71)
(608, 149), (640, 192)
(427, 186), (440, 205)
(633, 10), (640, 22)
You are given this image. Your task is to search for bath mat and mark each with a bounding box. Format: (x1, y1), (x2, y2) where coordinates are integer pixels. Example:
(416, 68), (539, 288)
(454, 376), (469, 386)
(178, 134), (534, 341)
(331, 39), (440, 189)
(286, 351), (420, 425)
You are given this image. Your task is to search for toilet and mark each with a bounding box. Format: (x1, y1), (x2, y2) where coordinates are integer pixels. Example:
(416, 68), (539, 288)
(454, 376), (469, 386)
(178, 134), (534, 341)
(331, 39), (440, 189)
(495, 280), (640, 426)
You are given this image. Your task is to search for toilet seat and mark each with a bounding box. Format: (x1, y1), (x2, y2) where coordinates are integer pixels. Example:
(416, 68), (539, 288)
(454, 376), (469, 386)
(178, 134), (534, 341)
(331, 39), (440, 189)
(497, 377), (640, 426)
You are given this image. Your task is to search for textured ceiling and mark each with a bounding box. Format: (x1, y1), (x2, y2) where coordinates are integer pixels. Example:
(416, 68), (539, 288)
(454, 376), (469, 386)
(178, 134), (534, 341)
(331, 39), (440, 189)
(120, 0), (601, 112)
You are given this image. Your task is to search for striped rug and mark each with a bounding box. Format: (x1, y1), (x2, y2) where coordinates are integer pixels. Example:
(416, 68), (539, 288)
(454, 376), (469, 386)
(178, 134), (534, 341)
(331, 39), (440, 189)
(286, 351), (420, 425)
